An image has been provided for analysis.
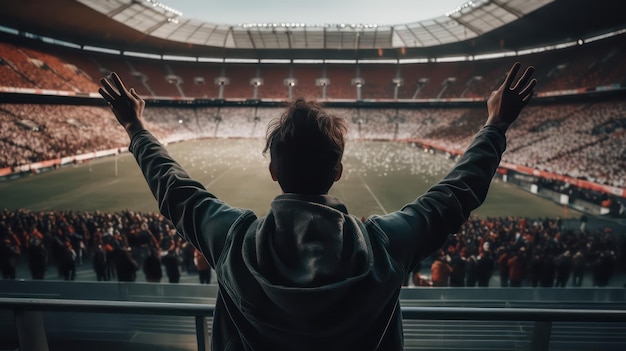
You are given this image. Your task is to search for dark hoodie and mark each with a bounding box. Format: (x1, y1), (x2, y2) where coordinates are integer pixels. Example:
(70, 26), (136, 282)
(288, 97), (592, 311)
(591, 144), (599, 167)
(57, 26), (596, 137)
(129, 125), (505, 350)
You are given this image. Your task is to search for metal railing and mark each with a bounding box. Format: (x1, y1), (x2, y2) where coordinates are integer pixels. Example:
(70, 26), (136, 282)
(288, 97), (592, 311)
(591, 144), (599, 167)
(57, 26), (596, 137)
(2, 297), (626, 351)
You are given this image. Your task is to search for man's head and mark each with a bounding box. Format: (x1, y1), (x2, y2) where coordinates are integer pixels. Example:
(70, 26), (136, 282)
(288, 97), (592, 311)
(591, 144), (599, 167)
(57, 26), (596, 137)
(264, 98), (347, 195)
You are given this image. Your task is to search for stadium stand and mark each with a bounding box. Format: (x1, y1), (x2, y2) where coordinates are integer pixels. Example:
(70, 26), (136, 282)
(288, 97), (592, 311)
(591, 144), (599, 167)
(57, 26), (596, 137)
(1, 33), (626, 101)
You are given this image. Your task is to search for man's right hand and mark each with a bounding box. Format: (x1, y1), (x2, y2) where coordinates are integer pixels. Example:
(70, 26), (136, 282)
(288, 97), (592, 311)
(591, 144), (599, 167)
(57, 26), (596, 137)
(99, 72), (146, 139)
(485, 62), (536, 133)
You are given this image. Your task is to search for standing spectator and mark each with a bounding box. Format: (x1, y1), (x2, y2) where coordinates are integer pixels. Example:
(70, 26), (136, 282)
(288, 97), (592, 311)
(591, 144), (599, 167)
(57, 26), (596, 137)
(195, 248), (211, 284)
(143, 248), (163, 283)
(68, 227), (84, 266)
(448, 250), (467, 287)
(539, 253), (556, 288)
(98, 63), (536, 349)
(555, 250), (573, 287)
(50, 232), (67, 278)
(431, 252), (453, 287)
(497, 246), (510, 287)
(56, 241), (77, 281)
(27, 236), (48, 280)
(571, 250), (586, 287)
(465, 248), (479, 287)
(592, 250), (616, 287)
(476, 243), (495, 287)
(527, 250), (543, 287)
(162, 248), (181, 283)
(102, 229), (121, 280)
(137, 222), (157, 266)
(116, 247), (138, 282)
(92, 244), (108, 281)
(181, 242), (196, 273)
(507, 248), (526, 287)
(0, 238), (20, 279)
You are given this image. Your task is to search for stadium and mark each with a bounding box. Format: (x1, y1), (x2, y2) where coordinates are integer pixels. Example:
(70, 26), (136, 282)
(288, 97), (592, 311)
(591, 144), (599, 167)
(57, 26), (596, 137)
(1, 0), (626, 350)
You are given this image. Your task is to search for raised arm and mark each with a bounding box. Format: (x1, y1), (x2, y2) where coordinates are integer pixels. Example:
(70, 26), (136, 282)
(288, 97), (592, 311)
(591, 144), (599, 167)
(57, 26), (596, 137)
(98, 73), (250, 267)
(369, 62), (536, 268)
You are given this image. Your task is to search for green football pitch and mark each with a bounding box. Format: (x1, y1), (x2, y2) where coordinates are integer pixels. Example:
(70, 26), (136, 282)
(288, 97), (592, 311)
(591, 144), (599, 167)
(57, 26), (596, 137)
(0, 138), (573, 219)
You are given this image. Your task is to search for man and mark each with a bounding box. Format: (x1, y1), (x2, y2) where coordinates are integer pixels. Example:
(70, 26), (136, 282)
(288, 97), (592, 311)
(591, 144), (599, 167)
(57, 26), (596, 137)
(0, 238), (20, 280)
(161, 246), (182, 283)
(99, 62), (535, 350)
(27, 235), (48, 280)
(115, 246), (138, 282)
(143, 247), (163, 283)
(195, 248), (212, 284)
(431, 251), (453, 287)
(92, 244), (108, 281)
(476, 242), (495, 287)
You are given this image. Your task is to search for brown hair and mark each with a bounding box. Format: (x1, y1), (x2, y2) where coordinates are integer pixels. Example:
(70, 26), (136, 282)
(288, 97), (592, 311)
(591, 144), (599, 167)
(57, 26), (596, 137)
(264, 98), (347, 194)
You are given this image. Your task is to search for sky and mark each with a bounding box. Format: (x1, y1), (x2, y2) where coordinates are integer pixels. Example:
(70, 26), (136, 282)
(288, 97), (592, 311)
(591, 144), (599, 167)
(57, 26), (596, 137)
(158, 0), (468, 26)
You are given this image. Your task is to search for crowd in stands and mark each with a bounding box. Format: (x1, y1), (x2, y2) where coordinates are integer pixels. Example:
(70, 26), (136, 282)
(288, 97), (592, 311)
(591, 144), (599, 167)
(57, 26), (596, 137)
(0, 104), (170, 169)
(2, 208), (623, 287)
(0, 208), (211, 284)
(1, 101), (625, 194)
(416, 215), (625, 288)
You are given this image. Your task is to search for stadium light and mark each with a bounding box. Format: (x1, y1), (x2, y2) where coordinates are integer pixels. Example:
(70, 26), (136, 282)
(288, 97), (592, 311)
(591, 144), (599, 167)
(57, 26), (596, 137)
(144, 0), (183, 17)
(392, 78), (404, 87)
(445, 0), (483, 17)
(351, 78), (365, 87)
(315, 78), (329, 87)
(250, 78), (263, 88)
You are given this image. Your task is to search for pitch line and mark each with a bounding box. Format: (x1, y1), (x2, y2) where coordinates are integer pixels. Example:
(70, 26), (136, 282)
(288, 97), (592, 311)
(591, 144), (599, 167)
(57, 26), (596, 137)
(206, 165), (234, 188)
(356, 171), (388, 214)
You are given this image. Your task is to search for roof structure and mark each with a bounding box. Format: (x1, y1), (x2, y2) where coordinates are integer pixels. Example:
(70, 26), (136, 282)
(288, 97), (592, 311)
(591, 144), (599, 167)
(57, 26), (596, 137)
(73, 0), (553, 50)
(1, 0), (625, 60)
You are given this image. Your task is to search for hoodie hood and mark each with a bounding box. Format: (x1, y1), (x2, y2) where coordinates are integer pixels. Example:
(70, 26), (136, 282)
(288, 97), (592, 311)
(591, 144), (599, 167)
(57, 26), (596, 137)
(242, 194), (373, 317)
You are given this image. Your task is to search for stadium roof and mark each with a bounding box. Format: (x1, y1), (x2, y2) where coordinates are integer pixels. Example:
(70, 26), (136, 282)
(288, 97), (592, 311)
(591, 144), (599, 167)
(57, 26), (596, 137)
(2, 0), (625, 60)
(72, 0), (553, 50)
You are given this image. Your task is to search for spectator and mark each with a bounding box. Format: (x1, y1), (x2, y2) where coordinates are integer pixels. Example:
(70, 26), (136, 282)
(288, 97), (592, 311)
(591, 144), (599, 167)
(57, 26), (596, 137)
(497, 246), (510, 287)
(0, 238), (20, 279)
(98, 62), (535, 349)
(555, 250), (573, 287)
(476, 243), (495, 287)
(431, 252), (453, 287)
(58, 241), (77, 281)
(195, 248), (211, 284)
(162, 248), (181, 284)
(528, 250), (543, 287)
(507, 248), (526, 287)
(27, 235), (47, 280)
(143, 247), (163, 283)
(539, 253), (556, 288)
(181, 242), (196, 273)
(571, 249), (586, 287)
(115, 247), (138, 282)
(592, 250), (616, 287)
(465, 248), (479, 287)
(448, 249), (467, 287)
(92, 244), (108, 281)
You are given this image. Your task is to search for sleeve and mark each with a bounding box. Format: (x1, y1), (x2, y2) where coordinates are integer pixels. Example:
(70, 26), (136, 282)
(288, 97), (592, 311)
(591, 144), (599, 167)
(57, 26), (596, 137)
(367, 125), (506, 271)
(128, 131), (252, 267)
